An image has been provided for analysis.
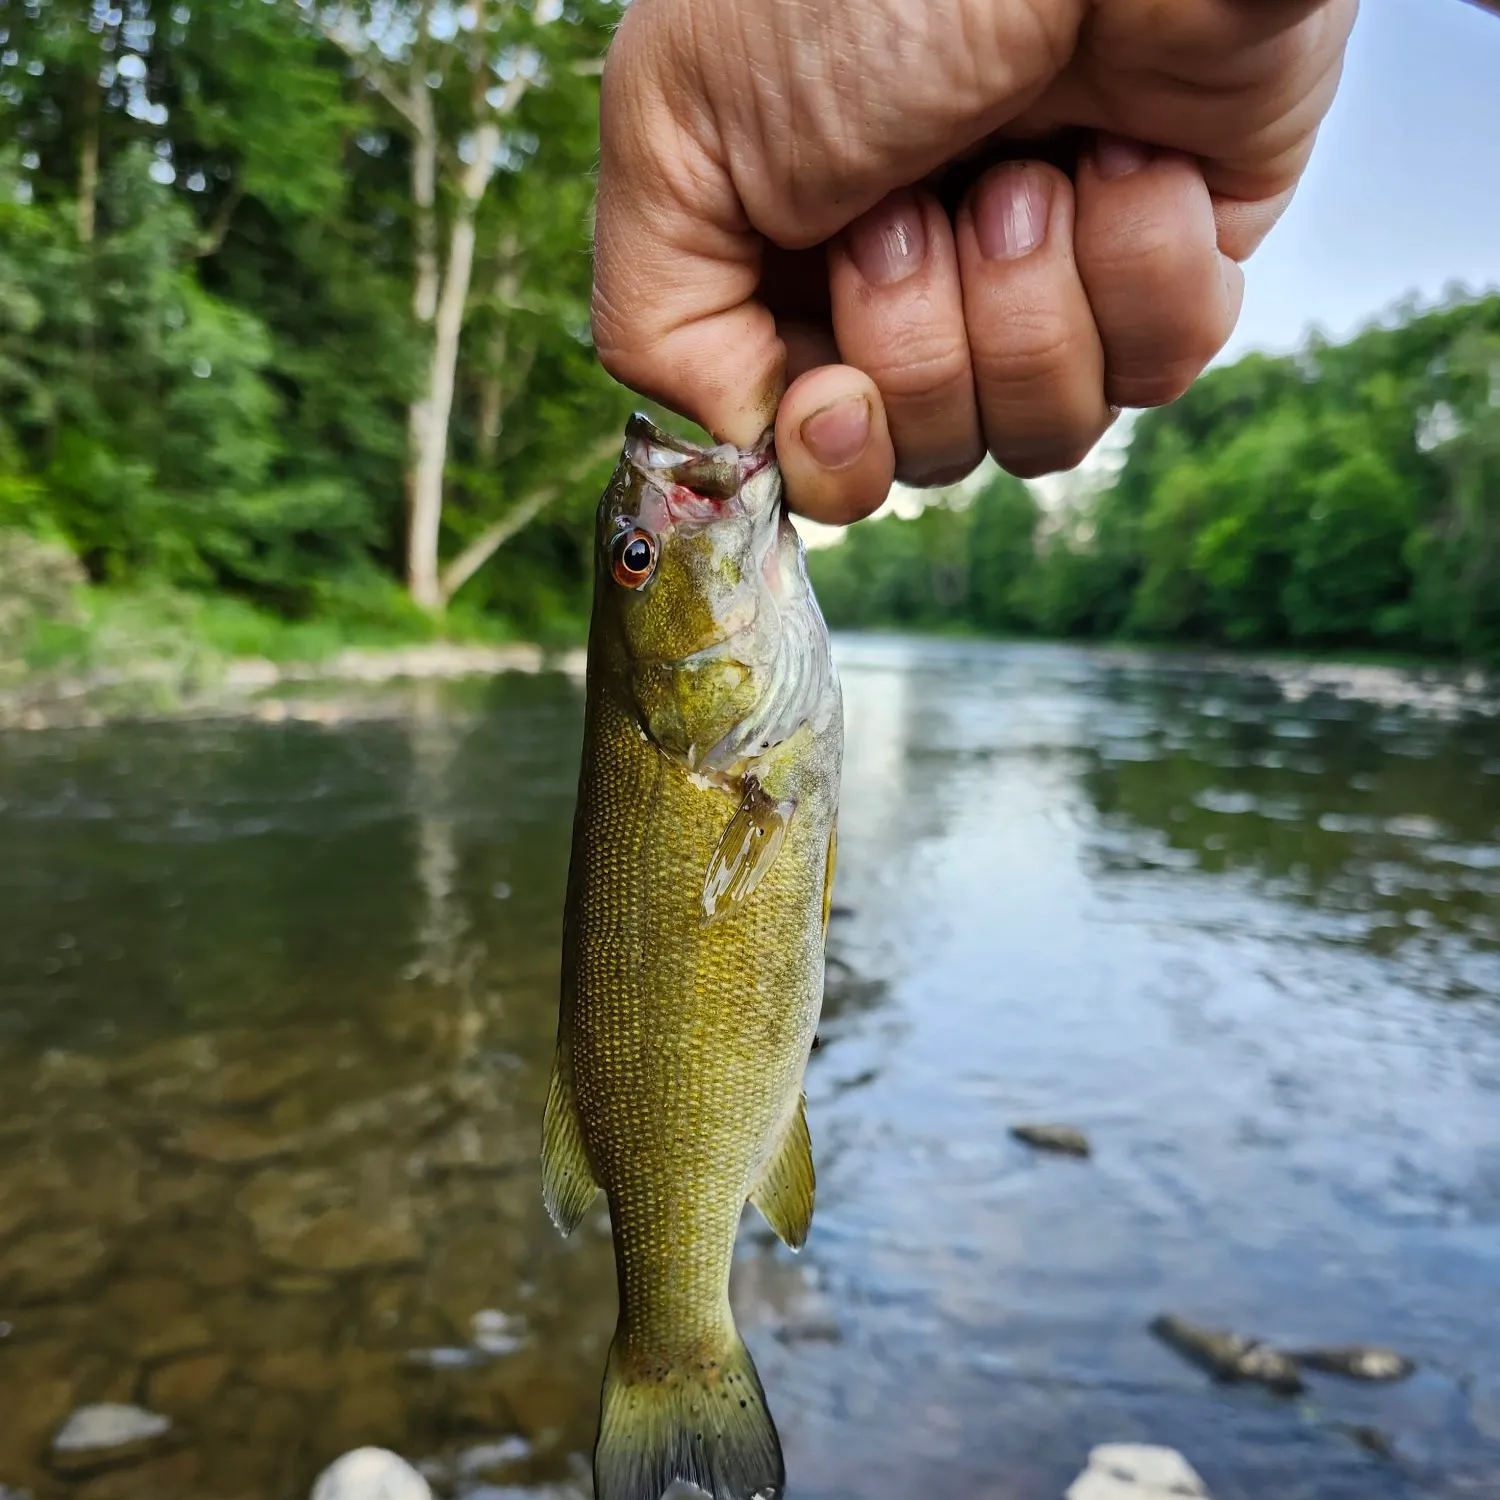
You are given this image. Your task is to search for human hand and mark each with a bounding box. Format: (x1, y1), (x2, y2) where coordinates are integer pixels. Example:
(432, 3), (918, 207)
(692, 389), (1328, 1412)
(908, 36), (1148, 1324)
(590, 0), (1358, 523)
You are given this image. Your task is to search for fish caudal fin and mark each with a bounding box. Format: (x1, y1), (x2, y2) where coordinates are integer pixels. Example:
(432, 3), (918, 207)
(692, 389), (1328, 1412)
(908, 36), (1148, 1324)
(594, 1323), (785, 1500)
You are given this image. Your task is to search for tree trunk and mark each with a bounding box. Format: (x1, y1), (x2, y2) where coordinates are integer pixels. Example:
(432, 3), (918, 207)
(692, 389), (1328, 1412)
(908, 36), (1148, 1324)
(77, 69), (99, 244)
(406, 118), (499, 611)
(476, 240), (520, 466)
(438, 435), (618, 606)
(401, 0), (441, 604)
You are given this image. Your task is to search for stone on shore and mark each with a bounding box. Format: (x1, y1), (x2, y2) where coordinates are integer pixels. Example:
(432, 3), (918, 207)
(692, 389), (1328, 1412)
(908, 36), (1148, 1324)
(1011, 1123), (1092, 1158)
(50, 1405), (173, 1475)
(310, 1448), (432, 1500)
(1064, 1443), (1212, 1499)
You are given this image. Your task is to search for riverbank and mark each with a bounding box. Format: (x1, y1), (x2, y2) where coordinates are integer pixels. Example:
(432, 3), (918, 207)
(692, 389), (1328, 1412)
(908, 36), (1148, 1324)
(4, 620), (1495, 734)
(3, 541), (1494, 733)
(0, 553), (590, 730)
(0, 639), (591, 731)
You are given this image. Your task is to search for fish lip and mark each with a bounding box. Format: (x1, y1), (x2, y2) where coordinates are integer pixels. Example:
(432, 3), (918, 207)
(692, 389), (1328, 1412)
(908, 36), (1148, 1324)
(622, 412), (776, 508)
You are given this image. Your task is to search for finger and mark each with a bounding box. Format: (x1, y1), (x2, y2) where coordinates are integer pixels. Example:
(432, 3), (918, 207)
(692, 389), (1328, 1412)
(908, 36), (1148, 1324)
(1075, 137), (1244, 410)
(775, 366), (896, 526)
(780, 321), (842, 385)
(591, 6), (785, 448)
(954, 162), (1115, 478)
(1212, 177), (1301, 262)
(829, 190), (983, 487)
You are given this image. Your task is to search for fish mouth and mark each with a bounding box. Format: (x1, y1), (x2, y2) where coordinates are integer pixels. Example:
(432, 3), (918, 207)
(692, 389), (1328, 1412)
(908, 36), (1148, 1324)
(622, 412), (777, 522)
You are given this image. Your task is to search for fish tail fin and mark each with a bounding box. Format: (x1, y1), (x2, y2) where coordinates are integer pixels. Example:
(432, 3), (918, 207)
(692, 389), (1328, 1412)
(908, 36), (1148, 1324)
(594, 1318), (785, 1500)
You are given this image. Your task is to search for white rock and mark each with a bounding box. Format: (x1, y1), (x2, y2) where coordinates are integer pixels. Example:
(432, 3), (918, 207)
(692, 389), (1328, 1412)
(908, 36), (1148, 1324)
(52, 1402), (171, 1456)
(310, 1448), (432, 1500)
(1064, 1443), (1212, 1500)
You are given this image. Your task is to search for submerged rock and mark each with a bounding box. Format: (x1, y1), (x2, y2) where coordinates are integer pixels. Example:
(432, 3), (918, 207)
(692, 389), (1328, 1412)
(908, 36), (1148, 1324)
(1064, 1443), (1212, 1499)
(310, 1447), (432, 1500)
(147, 1352), (233, 1414)
(1340, 1423), (1396, 1459)
(164, 1117), (304, 1166)
(1150, 1314), (1304, 1395)
(1011, 1123), (1092, 1158)
(50, 1404), (173, 1474)
(771, 1317), (843, 1345)
(1, 1226), (113, 1304)
(1289, 1345), (1415, 1381)
(235, 1168), (422, 1273)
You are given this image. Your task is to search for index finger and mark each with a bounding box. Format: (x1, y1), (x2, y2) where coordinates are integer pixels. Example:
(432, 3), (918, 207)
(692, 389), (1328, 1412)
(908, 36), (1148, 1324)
(590, 10), (785, 449)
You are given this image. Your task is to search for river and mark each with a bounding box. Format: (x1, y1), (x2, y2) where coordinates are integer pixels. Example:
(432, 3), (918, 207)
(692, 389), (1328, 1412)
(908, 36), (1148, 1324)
(0, 636), (1496, 1500)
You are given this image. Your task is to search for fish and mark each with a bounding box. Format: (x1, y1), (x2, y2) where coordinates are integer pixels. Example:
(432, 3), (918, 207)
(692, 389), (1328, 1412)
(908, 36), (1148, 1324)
(541, 411), (843, 1500)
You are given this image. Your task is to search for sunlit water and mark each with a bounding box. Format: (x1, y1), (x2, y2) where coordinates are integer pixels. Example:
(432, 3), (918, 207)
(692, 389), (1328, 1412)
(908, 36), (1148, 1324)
(0, 637), (1496, 1500)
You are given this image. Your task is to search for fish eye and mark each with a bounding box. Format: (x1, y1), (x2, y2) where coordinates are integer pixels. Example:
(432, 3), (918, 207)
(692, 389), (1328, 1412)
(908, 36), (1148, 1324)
(611, 526), (657, 588)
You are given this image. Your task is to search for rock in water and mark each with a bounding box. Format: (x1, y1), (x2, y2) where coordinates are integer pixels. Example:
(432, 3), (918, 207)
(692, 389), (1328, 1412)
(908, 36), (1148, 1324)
(50, 1404), (173, 1474)
(310, 1448), (432, 1500)
(1289, 1345), (1415, 1381)
(1150, 1313), (1304, 1395)
(1064, 1443), (1212, 1499)
(1011, 1123), (1092, 1157)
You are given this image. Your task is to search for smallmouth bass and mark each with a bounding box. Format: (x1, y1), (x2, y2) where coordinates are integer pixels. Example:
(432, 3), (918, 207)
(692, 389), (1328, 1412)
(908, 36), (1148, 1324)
(542, 413), (843, 1500)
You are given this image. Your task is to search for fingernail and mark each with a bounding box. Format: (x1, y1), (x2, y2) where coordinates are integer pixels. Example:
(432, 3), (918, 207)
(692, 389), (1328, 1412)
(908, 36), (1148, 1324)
(845, 191), (928, 287)
(801, 396), (871, 470)
(1095, 132), (1150, 180)
(974, 165), (1050, 261)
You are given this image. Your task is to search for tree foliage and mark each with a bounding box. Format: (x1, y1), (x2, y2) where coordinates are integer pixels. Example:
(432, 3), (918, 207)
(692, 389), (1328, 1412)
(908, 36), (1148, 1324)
(2, 5), (1496, 663)
(0, 0), (627, 635)
(809, 292), (1500, 664)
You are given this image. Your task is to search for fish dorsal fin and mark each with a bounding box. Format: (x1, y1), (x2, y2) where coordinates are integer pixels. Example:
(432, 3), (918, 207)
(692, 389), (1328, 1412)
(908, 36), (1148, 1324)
(750, 1093), (815, 1250)
(541, 1043), (600, 1235)
(701, 777), (796, 926)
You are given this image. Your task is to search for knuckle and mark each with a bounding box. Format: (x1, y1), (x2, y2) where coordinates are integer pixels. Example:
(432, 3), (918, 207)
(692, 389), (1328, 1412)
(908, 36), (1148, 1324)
(867, 337), (973, 404)
(1083, 213), (1188, 282)
(970, 313), (1090, 394)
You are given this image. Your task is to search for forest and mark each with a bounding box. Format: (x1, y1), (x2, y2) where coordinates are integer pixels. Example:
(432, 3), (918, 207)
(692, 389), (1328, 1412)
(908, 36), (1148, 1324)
(810, 292), (1500, 664)
(1, 0), (1498, 676)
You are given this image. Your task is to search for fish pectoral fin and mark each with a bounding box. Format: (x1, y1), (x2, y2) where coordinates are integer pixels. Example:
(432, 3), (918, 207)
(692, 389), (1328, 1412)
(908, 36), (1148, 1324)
(595, 1318), (784, 1500)
(749, 1093), (815, 1250)
(540, 1044), (600, 1236)
(701, 776), (796, 926)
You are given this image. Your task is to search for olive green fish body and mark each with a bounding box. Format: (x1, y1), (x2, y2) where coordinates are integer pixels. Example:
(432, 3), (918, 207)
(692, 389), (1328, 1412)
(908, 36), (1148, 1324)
(543, 415), (842, 1500)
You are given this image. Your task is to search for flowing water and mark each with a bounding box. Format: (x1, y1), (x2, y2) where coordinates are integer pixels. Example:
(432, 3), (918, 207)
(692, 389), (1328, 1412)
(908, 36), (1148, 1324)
(0, 637), (1497, 1500)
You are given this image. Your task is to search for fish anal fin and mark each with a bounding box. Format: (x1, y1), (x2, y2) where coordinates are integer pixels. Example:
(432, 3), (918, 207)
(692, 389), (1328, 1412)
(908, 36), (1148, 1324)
(701, 777), (796, 926)
(594, 1319), (784, 1500)
(750, 1094), (815, 1250)
(541, 1044), (600, 1236)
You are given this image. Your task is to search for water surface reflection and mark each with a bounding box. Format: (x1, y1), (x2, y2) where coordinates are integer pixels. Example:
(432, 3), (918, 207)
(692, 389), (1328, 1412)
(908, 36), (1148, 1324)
(0, 640), (1496, 1499)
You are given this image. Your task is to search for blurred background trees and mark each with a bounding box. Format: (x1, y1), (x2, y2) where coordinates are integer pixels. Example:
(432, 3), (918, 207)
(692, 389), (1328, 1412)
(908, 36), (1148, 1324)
(0, 0), (1496, 663)
(809, 292), (1500, 664)
(0, 0), (627, 641)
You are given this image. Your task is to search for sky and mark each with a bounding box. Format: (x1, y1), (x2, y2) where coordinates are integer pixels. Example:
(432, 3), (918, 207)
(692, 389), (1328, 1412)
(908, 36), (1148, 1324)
(1224, 0), (1499, 362)
(800, 0), (1500, 543)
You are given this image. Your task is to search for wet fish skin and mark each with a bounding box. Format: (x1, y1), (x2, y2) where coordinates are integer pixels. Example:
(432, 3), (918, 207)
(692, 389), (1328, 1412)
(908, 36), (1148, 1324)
(542, 413), (843, 1500)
